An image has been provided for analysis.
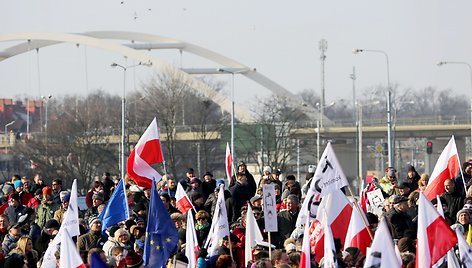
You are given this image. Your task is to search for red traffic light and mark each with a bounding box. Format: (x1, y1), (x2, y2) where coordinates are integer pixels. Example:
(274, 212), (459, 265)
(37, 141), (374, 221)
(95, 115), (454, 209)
(427, 141), (433, 154)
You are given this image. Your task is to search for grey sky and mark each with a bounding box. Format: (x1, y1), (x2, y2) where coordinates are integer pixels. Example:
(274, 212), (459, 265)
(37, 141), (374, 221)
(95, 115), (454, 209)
(1, 1), (471, 105)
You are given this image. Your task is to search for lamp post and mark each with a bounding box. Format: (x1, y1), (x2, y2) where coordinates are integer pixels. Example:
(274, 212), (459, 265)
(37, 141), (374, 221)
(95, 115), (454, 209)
(353, 48), (394, 168)
(111, 61), (151, 180)
(437, 61), (472, 156)
(217, 68), (250, 164)
(4, 120), (15, 154)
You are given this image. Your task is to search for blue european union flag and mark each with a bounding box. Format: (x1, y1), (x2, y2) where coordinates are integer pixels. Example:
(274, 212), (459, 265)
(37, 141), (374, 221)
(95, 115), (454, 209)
(144, 179), (179, 268)
(90, 252), (109, 268)
(99, 179), (130, 233)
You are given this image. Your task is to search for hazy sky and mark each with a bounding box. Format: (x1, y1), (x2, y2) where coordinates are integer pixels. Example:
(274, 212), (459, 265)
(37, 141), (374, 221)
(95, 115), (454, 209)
(1, 1), (472, 106)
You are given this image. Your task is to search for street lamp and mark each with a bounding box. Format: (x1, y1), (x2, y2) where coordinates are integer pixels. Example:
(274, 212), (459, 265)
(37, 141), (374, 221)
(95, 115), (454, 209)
(4, 120), (15, 154)
(353, 48), (394, 168)
(41, 95), (53, 133)
(111, 61), (152, 180)
(437, 61), (472, 157)
(217, 68), (250, 164)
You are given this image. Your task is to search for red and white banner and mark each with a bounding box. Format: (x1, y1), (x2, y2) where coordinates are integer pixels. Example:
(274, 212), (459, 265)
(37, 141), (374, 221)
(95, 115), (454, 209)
(312, 189), (352, 263)
(127, 118), (164, 188)
(176, 183), (194, 214)
(363, 218), (401, 268)
(416, 192), (458, 268)
(322, 209), (337, 268)
(185, 212), (199, 268)
(225, 142), (233, 184)
(60, 229), (85, 268)
(343, 206), (372, 255)
(300, 216), (312, 268)
(424, 136), (461, 200)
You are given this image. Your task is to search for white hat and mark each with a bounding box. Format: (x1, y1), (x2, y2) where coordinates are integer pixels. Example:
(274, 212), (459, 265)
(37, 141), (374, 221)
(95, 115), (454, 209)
(263, 166), (272, 173)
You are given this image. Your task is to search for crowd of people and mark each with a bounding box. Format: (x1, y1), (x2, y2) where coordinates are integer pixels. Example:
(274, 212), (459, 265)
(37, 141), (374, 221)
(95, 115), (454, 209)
(0, 159), (470, 268)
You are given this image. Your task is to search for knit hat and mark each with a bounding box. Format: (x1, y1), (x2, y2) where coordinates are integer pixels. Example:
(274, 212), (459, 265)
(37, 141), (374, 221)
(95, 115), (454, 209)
(216, 179), (225, 188)
(88, 216), (101, 227)
(13, 180), (23, 190)
(345, 247), (360, 260)
(263, 166), (272, 173)
(44, 219), (60, 229)
(457, 209), (470, 221)
(191, 192), (203, 202)
(42, 186), (52, 196)
(133, 203), (147, 213)
(107, 225), (121, 237)
(92, 192), (104, 201)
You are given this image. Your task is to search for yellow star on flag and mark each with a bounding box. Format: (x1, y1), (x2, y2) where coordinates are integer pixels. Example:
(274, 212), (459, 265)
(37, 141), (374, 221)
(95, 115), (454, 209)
(150, 240), (154, 245)
(166, 237), (171, 243)
(156, 245), (161, 250)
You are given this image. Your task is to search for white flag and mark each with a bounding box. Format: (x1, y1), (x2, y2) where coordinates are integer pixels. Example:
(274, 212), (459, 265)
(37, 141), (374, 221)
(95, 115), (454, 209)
(204, 184), (230, 256)
(296, 190), (322, 227)
(41, 179), (80, 268)
(309, 142), (349, 196)
(321, 209), (337, 268)
(262, 184), (277, 232)
(185, 212), (199, 268)
(245, 205), (264, 266)
(363, 218), (401, 268)
(457, 229), (472, 267)
(60, 229), (85, 268)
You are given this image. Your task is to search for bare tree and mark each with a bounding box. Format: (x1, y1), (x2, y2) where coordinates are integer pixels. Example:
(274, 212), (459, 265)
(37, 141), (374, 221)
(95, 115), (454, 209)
(142, 68), (194, 176)
(247, 95), (306, 172)
(14, 90), (120, 192)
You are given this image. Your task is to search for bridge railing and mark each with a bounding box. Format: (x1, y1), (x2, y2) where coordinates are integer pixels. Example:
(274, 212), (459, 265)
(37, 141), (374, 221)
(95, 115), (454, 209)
(294, 116), (470, 128)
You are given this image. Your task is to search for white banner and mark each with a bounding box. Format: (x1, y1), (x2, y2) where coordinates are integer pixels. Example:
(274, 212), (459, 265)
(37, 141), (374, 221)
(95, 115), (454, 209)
(309, 142), (349, 196)
(366, 188), (384, 217)
(262, 184), (278, 232)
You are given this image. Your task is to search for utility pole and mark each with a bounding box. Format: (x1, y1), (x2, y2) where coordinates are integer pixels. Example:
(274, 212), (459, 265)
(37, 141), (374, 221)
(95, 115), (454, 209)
(319, 39), (328, 128)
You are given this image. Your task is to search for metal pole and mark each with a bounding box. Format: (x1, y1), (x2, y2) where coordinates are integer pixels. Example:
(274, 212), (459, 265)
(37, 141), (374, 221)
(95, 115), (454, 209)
(231, 73), (235, 164)
(297, 139), (300, 180)
(316, 117), (320, 161)
(26, 99), (30, 136)
(121, 68), (126, 180)
(358, 105), (363, 181)
(319, 39), (327, 128)
(353, 49), (393, 167)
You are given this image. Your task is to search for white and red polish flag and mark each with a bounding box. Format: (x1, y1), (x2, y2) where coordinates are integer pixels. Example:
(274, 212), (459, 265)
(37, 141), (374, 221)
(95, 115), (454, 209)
(312, 189), (352, 264)
(300, 215), (312, 268)
(416, 192), (458, 268)
(185, 211), (199, 268)
(225, 142), (233, 184)
(363, 217), (401, 268)
(424, 136), (461, 200)
(343, 206), (372, 255)
(60, 229), (85, 268)
(245, 204), (264, 266)
(127, 118), (164, 188)
(176, 182), (195, 214)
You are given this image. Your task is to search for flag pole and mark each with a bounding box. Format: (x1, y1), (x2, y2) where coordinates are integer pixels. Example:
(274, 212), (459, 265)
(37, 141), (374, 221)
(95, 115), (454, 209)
(228, 233), (234, 260)
(268, 232), (272, 259)
(346, 185), (373, 240)
(457, 154), (467, 194)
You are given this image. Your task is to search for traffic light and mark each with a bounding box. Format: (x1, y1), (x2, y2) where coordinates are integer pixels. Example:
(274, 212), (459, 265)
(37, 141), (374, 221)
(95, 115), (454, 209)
(426, 141), (433, 154)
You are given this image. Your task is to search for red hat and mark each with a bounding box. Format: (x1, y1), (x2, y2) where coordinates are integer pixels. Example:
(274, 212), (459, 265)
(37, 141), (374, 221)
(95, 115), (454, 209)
(42, 186), (52, 196)
(125, 252), (144, 268)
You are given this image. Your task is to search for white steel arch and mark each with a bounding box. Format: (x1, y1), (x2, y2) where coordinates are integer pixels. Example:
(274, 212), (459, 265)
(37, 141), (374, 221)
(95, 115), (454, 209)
(0, 31), (320, 121)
